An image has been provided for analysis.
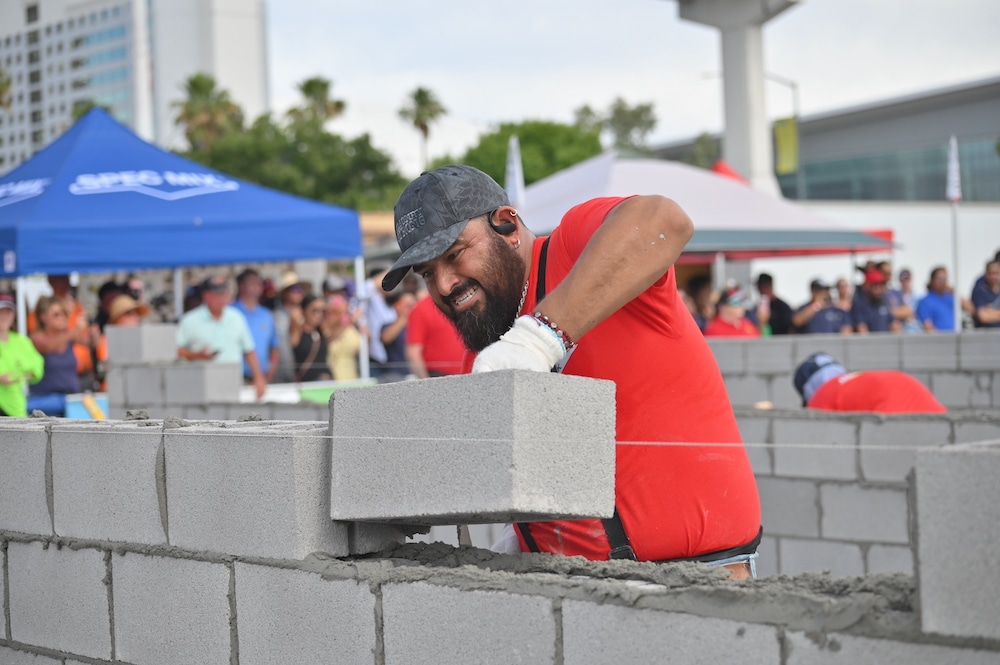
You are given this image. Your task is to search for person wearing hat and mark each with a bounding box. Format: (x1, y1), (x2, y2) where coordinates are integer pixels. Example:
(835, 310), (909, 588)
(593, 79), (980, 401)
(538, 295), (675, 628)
(381, 164), (761, 577)
(791, 279), (853, 334)
(176, 275), (267, 399)
(271, 271), (309, 383)
(794, 352), (945, 413)
(0, 293), (45, 417)
(850, 267), (900, 333)
(704, 285), (761, 337)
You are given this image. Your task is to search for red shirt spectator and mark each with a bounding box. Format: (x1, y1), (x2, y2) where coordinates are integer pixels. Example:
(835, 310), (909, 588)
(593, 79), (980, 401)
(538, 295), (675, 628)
(405, 296), (466, 377)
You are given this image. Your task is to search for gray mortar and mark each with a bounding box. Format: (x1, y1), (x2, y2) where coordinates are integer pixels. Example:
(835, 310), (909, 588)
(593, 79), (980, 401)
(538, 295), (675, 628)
(2, 532), (999, 654)
(3, 540), (9, 640)
(103, 550), (116, 660)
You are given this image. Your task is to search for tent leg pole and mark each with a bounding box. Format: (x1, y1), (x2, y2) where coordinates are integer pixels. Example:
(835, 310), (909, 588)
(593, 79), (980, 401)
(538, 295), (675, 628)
(354, 256), (370, 380)
(712, 252), (726, 291)
(172, 270), (183, 322)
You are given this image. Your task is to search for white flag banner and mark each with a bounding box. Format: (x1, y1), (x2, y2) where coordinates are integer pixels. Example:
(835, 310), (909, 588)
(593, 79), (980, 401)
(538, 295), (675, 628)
(946, 134), (962, 203)
(505, 134), (527, 212)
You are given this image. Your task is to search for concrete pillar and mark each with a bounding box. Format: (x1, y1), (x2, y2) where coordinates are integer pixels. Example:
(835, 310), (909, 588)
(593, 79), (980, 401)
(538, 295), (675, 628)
(677, 0), (802, 196)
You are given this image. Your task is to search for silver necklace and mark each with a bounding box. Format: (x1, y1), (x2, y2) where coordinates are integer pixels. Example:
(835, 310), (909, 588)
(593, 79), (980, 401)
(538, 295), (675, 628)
(517, 280), (529, 314)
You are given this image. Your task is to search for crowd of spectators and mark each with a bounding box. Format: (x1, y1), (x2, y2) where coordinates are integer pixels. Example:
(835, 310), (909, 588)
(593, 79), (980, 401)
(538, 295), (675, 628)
(0, 275), (150, 417)
(683, 250), (1000, 337)
(174, 265), (466, 396)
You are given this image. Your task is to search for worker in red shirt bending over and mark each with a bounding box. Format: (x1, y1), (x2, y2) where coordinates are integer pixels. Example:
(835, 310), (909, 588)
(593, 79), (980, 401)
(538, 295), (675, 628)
(794, 352), (946, 413)
(380, 165), (761, 578)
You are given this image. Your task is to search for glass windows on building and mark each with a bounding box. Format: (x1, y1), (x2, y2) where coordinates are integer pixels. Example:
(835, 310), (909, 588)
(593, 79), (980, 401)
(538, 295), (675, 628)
(778, 137), (1000, 202)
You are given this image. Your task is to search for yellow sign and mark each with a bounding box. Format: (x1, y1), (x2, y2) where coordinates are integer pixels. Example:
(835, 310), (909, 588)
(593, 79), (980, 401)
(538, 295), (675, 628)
(773, 117), (799, 176)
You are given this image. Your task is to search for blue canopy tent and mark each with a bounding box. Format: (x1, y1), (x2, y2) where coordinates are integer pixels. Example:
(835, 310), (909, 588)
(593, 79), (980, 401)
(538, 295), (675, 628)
(0, 108), (369, 373)
(0, 108), (362, 273)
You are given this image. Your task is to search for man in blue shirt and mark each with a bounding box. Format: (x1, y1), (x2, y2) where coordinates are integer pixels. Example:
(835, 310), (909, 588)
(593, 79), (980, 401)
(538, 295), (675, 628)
(792, 279), (853, 334)
(851, 268), (899, 333)
(915, 266), (956, 331)
(971, 260), (1000, 329)
(232, 269), (281, 383)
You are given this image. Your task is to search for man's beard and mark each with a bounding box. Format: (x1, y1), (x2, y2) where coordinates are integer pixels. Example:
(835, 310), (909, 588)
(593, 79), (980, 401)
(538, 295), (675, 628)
(437, 233), (527, 352)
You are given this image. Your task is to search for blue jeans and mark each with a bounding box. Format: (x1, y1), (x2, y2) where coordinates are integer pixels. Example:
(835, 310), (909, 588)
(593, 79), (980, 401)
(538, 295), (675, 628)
(704, 552), (759, 578)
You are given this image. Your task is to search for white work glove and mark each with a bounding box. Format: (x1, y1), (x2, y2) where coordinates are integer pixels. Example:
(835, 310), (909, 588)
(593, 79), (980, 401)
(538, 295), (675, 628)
(472, 315), (566, 373)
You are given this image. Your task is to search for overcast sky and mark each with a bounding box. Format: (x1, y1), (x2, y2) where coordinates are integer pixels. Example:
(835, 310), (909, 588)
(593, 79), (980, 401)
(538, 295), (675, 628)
(266, 0), (1000, 178)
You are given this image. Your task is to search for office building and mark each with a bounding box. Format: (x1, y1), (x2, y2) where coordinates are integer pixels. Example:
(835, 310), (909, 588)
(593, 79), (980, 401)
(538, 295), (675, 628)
(656, 75), (1000, 203)
(0, 0), (268, 174)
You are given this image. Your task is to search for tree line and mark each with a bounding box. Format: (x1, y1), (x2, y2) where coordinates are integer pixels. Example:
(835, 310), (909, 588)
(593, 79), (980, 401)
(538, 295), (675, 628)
(0, 65), (675, 209)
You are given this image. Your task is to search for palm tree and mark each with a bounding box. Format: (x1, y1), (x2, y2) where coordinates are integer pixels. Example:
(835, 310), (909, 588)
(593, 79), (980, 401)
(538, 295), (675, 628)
(172, 73), (244, 152)
(286, 76), (345, 126)
(0, 66), (11, 111)
(398, 87), (446, 171)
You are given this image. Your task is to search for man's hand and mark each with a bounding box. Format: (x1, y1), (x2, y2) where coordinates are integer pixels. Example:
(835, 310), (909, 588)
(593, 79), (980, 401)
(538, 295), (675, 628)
(472, 316), (566, 373)
(252, 373), (267, 400)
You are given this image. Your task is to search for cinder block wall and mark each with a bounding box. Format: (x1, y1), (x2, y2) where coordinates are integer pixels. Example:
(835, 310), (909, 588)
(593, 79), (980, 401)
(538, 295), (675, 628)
(709, 332), (1000, 409)
(736, 408), (1000, 578)
(3, 417), (999, 663)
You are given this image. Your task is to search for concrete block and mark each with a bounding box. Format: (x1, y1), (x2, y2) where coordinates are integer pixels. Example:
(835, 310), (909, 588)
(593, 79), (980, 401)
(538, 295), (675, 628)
(50, 422), (165, 544)
(722, 374), (769, 408)
(859, 419), (951, 482)
(235, 563), (375, 665)
(0, 648), (64, 664)
(746, 442), (772, 476)
(793, 334), (848, 366)
(123, 365), (166, 406)
(0, 421), (51, 534)
(562, 601), (780, 664)
(755, 535), (779, 578)
(902, 333), (960, 371)
(820, 484), (909, 544)
(329, 371), (616, 524)
(768, 372), (800, 408)
(382, 582), (555, 664)
(756, 477), (819, 538)
(916, 441), (1000, 641)
(163, 362), (241, 405)
(105, 323), (178, 364)
(931, 372), (992, 408)
(165, 421), (350, 558)
(959, 332), (1000, 371)
(7, 542), (111, 659)
(779, 538), (865, 577)
(844, 334), (902, 370)
(784, 630), (1000, 664)
(106, 366), (127, 406)
(113, 552), (231, 665)
(746, 337), (794, 374)
(706, 338), (745, 374)
(773, 419), (858, 480)
(953, 421), (1000, 444)
(866, 544), (913, 575)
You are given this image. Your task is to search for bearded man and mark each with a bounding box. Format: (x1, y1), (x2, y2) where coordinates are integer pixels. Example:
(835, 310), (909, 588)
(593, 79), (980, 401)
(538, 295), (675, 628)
(381, 165), (761, 578)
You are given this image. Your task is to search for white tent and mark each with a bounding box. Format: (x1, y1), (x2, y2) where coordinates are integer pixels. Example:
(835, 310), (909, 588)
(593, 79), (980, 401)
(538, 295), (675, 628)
(523, 152), (890, 260)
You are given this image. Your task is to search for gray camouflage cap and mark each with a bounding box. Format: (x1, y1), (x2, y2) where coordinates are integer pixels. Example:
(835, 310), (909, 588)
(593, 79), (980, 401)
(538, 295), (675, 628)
(382, 164), (509, 291)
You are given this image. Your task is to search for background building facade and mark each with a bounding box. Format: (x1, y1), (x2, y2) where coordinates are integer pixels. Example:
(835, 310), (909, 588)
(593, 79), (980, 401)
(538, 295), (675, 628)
(0, 0), (268, 175)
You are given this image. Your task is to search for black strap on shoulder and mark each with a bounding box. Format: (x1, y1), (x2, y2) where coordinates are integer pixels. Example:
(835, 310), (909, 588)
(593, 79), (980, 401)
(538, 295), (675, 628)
(535, 237), (550, 304)
(663, 526), (764, 564)
(603, 508), (638, 560)
(516, 522), (541, 553)
(535, 236), (637, 561)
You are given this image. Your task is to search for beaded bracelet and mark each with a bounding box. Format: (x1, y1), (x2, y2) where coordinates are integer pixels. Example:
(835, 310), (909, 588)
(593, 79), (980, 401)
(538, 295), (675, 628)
(531, 312), (577, 350)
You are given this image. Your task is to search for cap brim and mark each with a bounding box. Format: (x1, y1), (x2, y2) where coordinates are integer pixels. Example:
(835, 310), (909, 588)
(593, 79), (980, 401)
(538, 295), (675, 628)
(381, 220), (471, 291)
